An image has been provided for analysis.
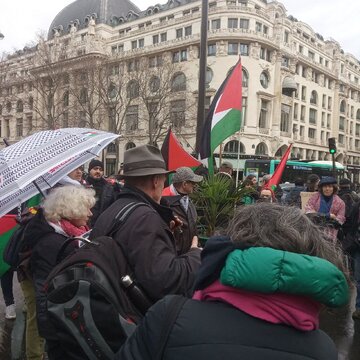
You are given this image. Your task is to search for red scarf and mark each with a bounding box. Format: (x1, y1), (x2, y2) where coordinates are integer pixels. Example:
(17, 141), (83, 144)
(193, 280), (321, 331)
(58, 219), (89, 237)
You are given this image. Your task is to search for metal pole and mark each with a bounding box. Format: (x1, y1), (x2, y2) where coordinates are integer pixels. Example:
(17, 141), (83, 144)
(195, 0), (208, 154)
(332, 153), (336, 179)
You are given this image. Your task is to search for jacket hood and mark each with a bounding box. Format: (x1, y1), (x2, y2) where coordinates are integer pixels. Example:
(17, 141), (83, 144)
(220, 247), (349, 308)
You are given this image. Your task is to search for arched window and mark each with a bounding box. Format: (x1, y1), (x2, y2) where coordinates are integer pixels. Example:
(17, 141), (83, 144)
(260, 71), (269, 89)
(310, 90), (318, 105)
(127, 80), (139, 98)
(16, 100), (23, 113)
(171, 72), (186, 92)
(242, 68), (249, 88)
(79, 88), (88, 104)
(224, 140), (245, 154)
(149, 76), (160, 93)
(255, 142), (268, 155)
(63, 91), (69, 107)
(340, 100), (346, 113)
(125, 142), (136, 150)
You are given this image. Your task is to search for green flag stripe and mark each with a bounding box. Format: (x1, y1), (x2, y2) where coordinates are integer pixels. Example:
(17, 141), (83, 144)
(210, 109), (242, 153)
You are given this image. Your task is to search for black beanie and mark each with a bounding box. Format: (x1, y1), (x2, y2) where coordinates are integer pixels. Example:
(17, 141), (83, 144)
(88, 159), (104, 172)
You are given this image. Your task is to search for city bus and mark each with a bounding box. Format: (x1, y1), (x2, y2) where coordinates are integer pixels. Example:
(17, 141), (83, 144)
(244, 159), (345, 183)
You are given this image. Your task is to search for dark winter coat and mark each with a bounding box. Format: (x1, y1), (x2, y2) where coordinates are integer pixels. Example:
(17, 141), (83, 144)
(24, 209), (77, 339)
(90, 186), (201, 301)
(285, 185), (305, 207)
(85, 176), (116, 227)
(162, 194), (197, 254)
(117, 295), (337, 360)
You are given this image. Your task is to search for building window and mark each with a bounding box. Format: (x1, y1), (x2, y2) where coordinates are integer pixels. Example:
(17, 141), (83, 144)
(127, 59), (139, 72)
(240, 67), (248, 88)
(149, 76), (160, 92)
(208, 43), (216, 56)
(301, 86), (306, 101)
(224, 140), (245, 154)
(105, 159), (116, 176)
(63, 112), (68, 127)
(6, 101), (12, 112)
(310, 90), (318, 105)
(184, 26), (192, 36)
(138, 38), (144, 48)
(260, 47), (271, 61)
(131, 40), (137, 50)
(280, 104), (291, 132)
(242, 97), (247, 126)
(160, 32), (167, 42)
(256, 22), (262, 32)
(284, 30), (289, 43)
(260, 72), (269, 89)
(240, 43), (249, 56)
(63, 91), (69, 107)
(176, 28), (183, 38)
(170, 100), (186, 128)
(16, 119), (23, 137)
(339, 116), (345, 131)
(228, 42), (238, 55)
(172, 49), (187, 63)
(79, 88), (88, 104)
(239, 18), (249, 29)
(340, 100), (346, 113)
(308, 128), (316, 139)
(16, 100), (23, 113)
(125, 105), (139, 132)
(281, 56), (289, 67)
(153, 34), (159, 44)
(127, 80), (139, 98)
(338, 134), (344, 144)
(125, 142), (136, 150)
(309, 108), (317, 124)
(228, 18), (238, 28)
(171, 72), (186, 92)
(259, 99), (269, 128)
(211, 19), (221, 30)
(293, 103), (298, 119)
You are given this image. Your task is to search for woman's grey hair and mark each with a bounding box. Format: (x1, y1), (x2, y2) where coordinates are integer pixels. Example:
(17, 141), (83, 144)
(42, 186), (96, 222)
(227, 203), (349, 278)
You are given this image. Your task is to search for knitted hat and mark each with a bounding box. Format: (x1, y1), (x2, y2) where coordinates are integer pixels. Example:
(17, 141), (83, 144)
(339, 178), (351, 187)
(88, 159), (104, 172)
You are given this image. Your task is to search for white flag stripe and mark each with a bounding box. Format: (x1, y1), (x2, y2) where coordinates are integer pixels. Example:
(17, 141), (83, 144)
(211, 108), (232, 130)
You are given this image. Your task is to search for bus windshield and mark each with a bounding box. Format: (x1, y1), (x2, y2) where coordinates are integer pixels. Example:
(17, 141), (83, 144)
(244, 159), (344, 183)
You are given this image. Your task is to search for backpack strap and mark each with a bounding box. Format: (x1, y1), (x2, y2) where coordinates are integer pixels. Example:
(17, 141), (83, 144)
(155, 296), (187, 360)
(107, 201), (150, 237)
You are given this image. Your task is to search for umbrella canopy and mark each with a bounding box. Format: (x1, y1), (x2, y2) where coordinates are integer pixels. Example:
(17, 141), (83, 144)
(0, 128), (120, 217)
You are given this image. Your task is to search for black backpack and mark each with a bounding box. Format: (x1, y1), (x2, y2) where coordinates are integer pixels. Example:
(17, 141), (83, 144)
(45, 202), (152, 360)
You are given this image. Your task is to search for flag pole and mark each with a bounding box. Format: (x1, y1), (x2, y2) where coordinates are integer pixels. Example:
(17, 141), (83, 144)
(235, 130), (241, 186)
(195, 0), (208, 154)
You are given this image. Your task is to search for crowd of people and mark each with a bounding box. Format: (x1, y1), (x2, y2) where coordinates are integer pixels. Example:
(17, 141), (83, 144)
(0, 145), (359, 360)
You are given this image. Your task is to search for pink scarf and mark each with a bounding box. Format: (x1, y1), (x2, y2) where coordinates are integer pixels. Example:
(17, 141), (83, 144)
(193, 280), (321, 331)
(58, 219), (89, 238)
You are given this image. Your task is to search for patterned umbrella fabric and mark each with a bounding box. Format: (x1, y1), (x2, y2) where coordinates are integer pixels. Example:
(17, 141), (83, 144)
(0, 128), (120, 217)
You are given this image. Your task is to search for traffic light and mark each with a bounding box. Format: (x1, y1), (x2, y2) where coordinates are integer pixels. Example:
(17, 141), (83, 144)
(328, 137), (337, 155)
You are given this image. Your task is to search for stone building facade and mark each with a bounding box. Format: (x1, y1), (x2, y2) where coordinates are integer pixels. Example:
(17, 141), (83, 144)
(0, 0), (360, 179)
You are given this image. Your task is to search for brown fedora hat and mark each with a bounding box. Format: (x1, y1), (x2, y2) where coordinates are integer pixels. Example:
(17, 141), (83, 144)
(121, 144), (174, 178)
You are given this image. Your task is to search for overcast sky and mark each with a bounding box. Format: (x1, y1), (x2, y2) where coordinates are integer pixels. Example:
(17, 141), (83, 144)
(0, 0), (359, 59)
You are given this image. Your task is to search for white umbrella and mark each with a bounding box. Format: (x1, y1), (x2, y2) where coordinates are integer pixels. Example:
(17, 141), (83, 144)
(0, 128), (120, 217)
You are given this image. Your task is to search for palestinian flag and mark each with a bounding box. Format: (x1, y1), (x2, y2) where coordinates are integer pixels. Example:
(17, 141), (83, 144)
(0, 215), (17, 276)
(0, 194), (42, 276)
(199, 59), (242, 160)
(264, 143), (293, 190)
(161, 128), (202, 171)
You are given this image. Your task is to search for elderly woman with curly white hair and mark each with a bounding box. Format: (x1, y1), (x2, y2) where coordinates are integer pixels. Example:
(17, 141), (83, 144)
(21, 185), (95, 359)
